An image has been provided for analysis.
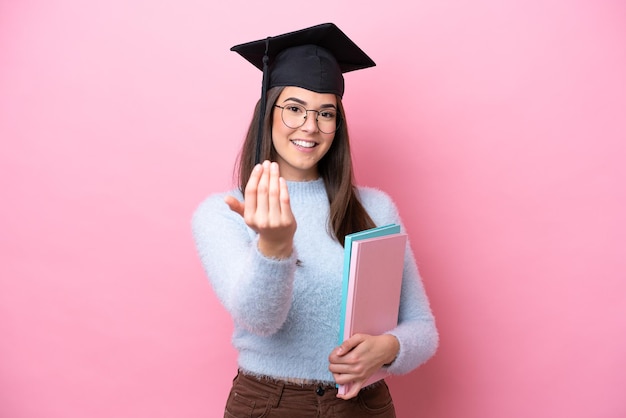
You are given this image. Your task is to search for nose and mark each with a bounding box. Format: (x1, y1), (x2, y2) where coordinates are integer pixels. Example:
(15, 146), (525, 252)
(300, 110), (319, 132)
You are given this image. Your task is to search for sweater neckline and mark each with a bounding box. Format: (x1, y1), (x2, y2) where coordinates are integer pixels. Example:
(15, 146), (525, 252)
(285, 178), (326, 202)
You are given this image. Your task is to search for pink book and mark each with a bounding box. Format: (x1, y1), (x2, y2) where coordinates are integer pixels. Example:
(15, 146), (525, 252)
(338, 232), (407, 395)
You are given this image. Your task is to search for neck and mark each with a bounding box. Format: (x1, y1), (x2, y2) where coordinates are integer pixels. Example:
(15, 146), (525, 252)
(280, 168), (320, 182)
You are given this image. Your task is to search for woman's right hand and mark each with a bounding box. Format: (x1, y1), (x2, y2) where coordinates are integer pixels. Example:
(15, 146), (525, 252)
(224, 160), (296, 259)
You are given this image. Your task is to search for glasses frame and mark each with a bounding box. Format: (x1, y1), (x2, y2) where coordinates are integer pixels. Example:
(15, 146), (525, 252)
(274, 104), (341, 134)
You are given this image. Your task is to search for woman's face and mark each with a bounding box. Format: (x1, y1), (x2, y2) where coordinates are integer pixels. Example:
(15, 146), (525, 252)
(271, 86), (337, 181)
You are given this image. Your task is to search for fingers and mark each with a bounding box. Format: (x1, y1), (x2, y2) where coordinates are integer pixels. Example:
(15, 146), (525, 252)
(243, 161), (281, 221)
(246, 161), (291, 225)
(331, 334), (366, 360)
(268, 161), (281, 219)
(238, 161), (296, 258)
(279, 177), (292, 220)
(329, 334), (392, 399)
(336, 383), (363, 400)
(224, 195), (244, 217)
(328, 334), (366, 379)
(243, 163), (263, 223)
(253, 161), (271, 223)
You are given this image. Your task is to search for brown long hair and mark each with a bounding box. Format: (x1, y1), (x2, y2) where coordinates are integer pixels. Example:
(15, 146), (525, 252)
(235, 86), (376, 245)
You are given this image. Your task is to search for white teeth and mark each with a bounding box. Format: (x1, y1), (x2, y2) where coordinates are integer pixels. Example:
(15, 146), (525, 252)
(292, 140), (316, 148)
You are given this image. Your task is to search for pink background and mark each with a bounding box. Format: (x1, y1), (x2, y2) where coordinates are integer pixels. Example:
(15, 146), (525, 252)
(2, 1), (625, 417)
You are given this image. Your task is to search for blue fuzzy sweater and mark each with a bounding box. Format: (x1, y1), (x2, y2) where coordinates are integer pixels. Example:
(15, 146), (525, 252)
(192, 178), (438, 384)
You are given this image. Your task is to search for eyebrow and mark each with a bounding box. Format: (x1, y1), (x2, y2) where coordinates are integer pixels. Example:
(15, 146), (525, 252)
(282, 97), (337, 109)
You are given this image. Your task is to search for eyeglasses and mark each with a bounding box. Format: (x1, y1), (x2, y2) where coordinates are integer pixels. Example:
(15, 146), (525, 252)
(274, 104), (340, 134)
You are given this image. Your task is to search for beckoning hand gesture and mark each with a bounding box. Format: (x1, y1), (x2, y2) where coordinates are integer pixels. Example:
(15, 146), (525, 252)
(225, 160), (297, 259)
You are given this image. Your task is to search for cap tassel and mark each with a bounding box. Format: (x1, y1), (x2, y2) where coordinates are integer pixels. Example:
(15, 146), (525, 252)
(255, 37), (271, 165)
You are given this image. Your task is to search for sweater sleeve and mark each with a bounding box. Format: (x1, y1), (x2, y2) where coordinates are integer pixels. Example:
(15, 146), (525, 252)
(358, 187), (439, 375)
(191, 192), (298, 336)
(385, 245), (439, 375)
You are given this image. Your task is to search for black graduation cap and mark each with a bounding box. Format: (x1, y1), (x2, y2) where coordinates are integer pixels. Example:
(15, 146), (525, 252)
(230, 23), (375, 163)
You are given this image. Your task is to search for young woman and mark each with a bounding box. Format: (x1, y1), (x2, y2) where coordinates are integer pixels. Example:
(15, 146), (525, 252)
(192, 23), (438, 418)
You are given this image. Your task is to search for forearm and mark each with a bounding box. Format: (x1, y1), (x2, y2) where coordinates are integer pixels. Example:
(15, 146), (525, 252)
(257, 235), (294, 259)
(192, 196), (298, 336)
(384, 247), (439, 374)
(381, 334), (400, 366)
(227, 238), (298, 335)
(384, 318), (438, 375)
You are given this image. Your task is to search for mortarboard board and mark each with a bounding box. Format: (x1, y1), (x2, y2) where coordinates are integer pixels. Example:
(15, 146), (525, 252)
(230, 23), (375, 164)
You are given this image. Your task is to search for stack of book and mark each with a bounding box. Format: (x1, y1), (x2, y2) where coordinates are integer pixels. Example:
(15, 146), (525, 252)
(337, 224), (407, 395)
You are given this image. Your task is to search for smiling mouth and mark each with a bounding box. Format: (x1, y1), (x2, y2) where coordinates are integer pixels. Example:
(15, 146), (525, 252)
(291, 139), (317, 148)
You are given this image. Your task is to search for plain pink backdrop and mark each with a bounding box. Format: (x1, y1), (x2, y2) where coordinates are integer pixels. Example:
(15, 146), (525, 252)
(1, 1), (625, 417)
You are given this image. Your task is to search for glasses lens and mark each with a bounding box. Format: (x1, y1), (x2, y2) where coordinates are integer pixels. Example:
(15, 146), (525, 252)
(281, 104), (306, 129)
(317, 109), (338, 134)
